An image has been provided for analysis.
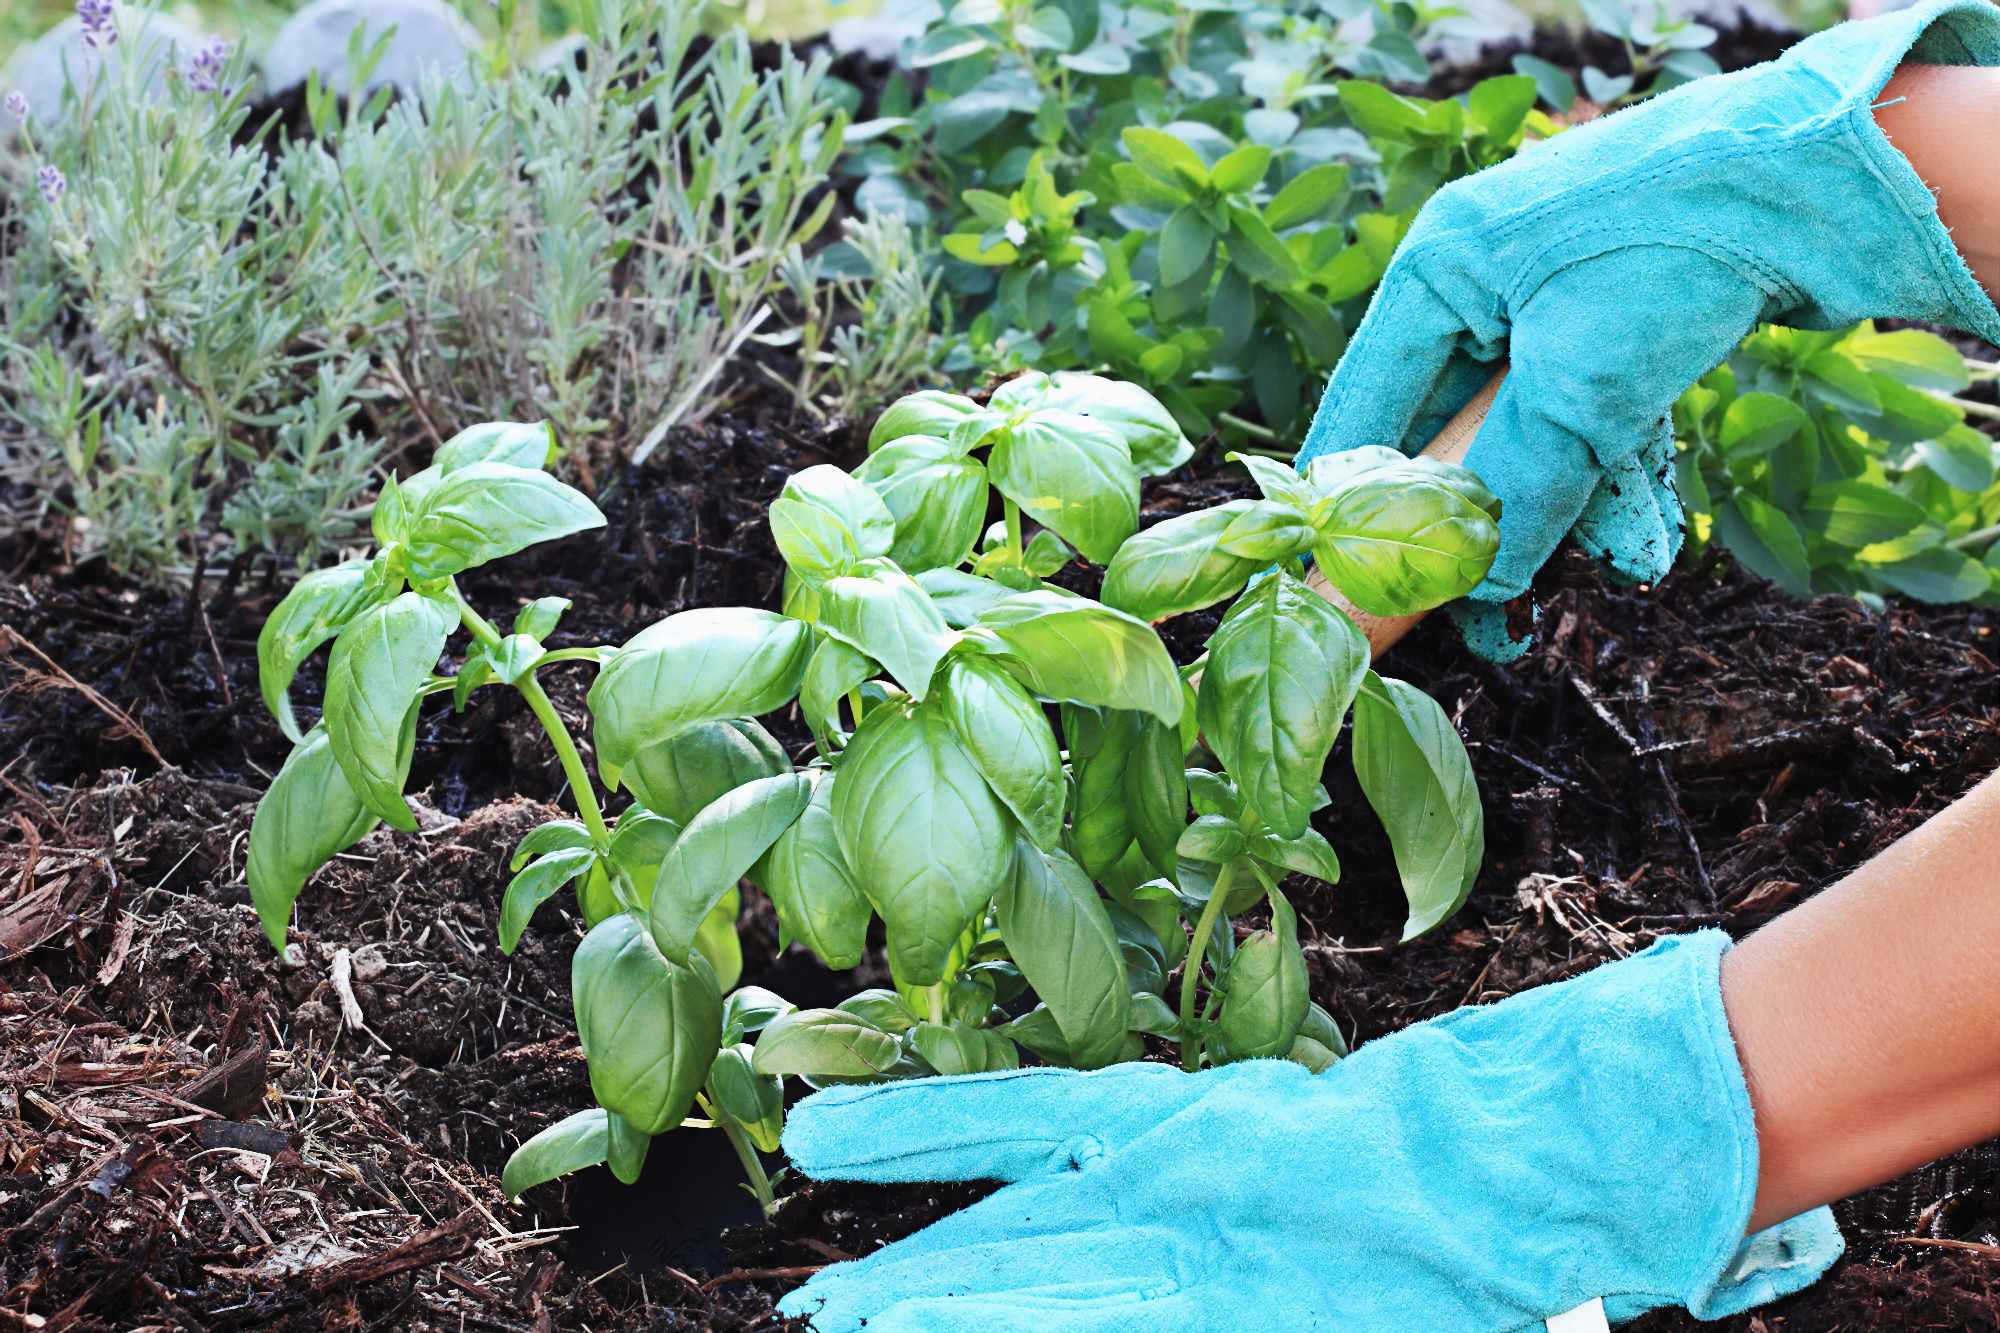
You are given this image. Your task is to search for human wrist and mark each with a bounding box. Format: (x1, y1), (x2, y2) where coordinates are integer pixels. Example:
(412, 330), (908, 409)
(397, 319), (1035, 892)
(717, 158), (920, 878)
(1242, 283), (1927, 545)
(1875, 61), (2000, 303)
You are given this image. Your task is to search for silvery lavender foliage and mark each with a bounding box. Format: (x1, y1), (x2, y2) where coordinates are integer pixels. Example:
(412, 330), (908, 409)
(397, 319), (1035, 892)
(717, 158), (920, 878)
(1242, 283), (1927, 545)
(37, 166), (66, 203)
(76, 0), (117, 50)
(4, 92), (27, 120)
(184, 38), (228, 95)
(1, 0), (908, 584)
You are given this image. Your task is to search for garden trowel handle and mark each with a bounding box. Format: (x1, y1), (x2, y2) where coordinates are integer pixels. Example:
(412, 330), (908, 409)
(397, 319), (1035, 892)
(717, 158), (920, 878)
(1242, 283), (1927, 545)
(1304, 368), (1508, 661)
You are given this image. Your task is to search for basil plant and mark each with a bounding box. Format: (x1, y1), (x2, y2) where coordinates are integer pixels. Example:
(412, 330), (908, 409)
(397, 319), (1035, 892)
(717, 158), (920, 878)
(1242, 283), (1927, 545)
(1101, 444), (1500, 1069)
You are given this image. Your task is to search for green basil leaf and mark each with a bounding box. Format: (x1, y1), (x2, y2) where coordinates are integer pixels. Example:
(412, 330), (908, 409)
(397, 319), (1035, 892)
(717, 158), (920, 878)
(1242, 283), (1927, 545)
(513, 595), (571, 641)
(1064, 704), (1138, 878)
(606, 807), (681, 868)
(1021, 529), (1077, 578)
(869, 390), (985, 452)
(258, 559), (396, 743)
(1250, 826), (1342, 884)
(435, 421), (556, 473)
(998, 1003), (1072, 1064)
(370, 468), (428, 547)
(322, 591), (458, 832)
(647, 773), (814, 966)
(1198, 570), (1367, 839)
(909, 1021), (1019, 1075)
(818, 562), (954, 701)
(914, 568), (1017, 628)
(572, 914), (722, 1134)
(1176, 813), (1245, 864)
(799, 636), (879, 755)
(624, 718), (793, 824)
(722, 987), (797, 1046)
(1353, 671), (1484, 941)
(1100, 502), (1265, 621)
(770, 498), (861, 586)
(940, 657), (1065, 850)
(1228, 453), (1315, 508)
(485, 633), (545, 686)
(1299, 1000), (1348, 1059)
(499, 845), (598, 954)
(1125, 713), (1187, 878)
(1215, 886), (1308, 1062)
(606, 1112), (650, 1185)
(1128, 990), (1183, 1039)
(1217, 499), (1317, 561)
(752, 1007), (903, 1079)
(501, 1108), (608, 1200)
(832, 697), (1016, 985)
(694, 887), (744, 993)
(836, 989), (921, 1035)
(985, 410), (1140, 565)
(997, 839), (1132, 1069)
(1185, 768), (1241, 819)
(754, 771), (871, 971)
(401, 462), (606, 582)
(511, 819), (591, 871)
(974, 591), (1182, 726)
(1062, 376), (1193, 477)
(852, 437), (989, 573)
(245, 725), (381, 950)
(708, 1045), (785, 1152)
(1311, 472), (1502, 618)
(588, 608), (813, 779)
(782, 464), (897, 561)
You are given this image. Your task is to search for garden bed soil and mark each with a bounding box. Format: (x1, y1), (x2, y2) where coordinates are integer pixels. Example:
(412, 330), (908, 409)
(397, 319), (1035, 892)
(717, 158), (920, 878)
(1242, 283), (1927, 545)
(2, 396), (1998, 1332)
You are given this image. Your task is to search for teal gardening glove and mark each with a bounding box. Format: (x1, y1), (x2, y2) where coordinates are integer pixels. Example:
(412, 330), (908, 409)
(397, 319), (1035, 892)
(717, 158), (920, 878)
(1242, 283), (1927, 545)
(777, 932), (1840, 1331)
(1296, 0), (2000, 660)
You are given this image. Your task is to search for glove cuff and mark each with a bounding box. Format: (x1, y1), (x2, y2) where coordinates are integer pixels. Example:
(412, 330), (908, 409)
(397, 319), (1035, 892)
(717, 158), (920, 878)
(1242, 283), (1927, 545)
(1783, 0), (2000, 347)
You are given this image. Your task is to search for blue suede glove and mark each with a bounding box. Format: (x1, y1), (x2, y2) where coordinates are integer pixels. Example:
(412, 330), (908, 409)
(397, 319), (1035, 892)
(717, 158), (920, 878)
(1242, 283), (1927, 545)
(776, 931), (1841, 1332)
(1297, 0), (2000, 659)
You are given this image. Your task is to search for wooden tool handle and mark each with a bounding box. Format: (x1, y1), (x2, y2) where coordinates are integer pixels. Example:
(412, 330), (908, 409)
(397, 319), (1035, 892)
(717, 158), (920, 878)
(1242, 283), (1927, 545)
(1304, 369), (1507, 660)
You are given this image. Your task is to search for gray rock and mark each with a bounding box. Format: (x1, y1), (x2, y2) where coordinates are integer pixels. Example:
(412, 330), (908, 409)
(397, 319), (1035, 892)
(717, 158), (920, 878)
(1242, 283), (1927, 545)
(1, 6), (207, 130)
(260, 0), (476, 98)
(826, 0), (933, 61)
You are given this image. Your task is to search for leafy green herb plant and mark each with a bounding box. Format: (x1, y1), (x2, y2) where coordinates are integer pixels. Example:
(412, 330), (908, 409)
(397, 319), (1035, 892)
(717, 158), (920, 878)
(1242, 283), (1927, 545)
(249, 381), (1506, 1209)
(1673, 323), (2000, 607)
(1101, 443), (1498, 1067)
(1512, 0), (1721, 113)
(847, 0), (1600, 446)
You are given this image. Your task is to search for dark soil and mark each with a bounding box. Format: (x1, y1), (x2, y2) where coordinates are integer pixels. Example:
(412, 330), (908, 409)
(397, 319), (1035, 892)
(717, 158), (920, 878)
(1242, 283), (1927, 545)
(4, 26), (1999, 1333)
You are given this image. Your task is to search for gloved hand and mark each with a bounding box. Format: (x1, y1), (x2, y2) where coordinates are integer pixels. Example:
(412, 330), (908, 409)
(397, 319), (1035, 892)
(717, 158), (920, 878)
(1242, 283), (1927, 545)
(1296, 0), (2000, 660)
(776, 931), (1841, 1332)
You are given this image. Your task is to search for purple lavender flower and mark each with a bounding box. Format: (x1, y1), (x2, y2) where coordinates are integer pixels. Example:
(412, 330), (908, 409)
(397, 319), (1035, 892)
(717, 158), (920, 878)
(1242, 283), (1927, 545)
(185, 36), (227, 93)
(38, 165), (66, 204)
(4, 91), (27, 120)
(77, 0), (117, 49)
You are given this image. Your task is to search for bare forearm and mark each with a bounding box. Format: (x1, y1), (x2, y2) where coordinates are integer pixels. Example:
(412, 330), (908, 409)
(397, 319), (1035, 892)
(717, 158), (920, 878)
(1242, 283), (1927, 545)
(1875, 62), (2000, 301)
(1722, 769), (2000, 1233)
